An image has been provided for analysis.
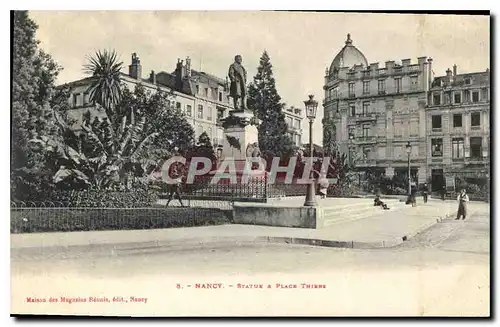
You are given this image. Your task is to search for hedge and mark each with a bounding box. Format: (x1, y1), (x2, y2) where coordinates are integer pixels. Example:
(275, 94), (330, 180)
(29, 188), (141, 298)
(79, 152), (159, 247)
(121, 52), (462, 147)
(11, 207), (232, 233)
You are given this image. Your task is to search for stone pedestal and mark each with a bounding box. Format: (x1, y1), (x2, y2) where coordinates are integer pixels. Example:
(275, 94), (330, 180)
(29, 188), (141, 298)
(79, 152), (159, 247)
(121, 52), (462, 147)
(211, 109), (266, 181)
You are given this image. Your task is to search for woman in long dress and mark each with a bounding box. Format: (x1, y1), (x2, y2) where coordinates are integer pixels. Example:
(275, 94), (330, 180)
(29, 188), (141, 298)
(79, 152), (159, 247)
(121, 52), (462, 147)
(456, 189), (469, 220)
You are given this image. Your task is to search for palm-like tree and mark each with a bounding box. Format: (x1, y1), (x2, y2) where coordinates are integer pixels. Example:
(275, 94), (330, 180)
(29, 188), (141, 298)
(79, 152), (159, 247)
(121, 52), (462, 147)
(84, 50), (123, 121)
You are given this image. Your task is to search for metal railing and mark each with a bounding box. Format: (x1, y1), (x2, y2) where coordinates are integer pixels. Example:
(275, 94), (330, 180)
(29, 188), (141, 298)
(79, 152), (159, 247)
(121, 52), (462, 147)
(10, 201), (233, 234)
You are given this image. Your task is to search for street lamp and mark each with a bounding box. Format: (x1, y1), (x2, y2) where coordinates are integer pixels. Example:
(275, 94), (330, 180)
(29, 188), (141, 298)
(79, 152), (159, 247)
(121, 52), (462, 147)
(304, 94), (318, 207)
(348, 133), (354, 166)
(405, 141), (412, 196)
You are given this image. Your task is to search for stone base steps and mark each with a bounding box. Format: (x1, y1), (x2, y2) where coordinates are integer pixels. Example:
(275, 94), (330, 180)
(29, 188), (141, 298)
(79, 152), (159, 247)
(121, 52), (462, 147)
(322, 199), (405, 227)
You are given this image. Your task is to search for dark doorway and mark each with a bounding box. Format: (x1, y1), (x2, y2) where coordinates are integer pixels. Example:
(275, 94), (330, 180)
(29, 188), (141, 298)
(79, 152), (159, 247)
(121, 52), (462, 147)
(431, 169), (444, 192)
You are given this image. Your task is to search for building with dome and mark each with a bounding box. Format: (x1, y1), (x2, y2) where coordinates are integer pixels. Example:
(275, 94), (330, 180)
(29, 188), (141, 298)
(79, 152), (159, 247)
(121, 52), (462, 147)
(323, 33), (432, 186)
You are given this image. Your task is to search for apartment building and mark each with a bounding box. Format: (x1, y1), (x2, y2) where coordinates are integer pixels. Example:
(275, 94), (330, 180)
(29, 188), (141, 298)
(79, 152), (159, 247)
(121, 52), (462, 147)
(284, 105), (304, 147)
(426, 66), (490, 190)
(323, 34), (431, 184)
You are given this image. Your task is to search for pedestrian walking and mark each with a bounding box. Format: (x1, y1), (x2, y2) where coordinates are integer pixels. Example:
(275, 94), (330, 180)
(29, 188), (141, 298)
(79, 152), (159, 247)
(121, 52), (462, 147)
(422, 183), (429, 203)
(441, 185), (446, 201)
(165, 160), (186, 208)
(455, 189), (469, 220)
(410, 183), (417, 207)
(165, 176), (185, 207)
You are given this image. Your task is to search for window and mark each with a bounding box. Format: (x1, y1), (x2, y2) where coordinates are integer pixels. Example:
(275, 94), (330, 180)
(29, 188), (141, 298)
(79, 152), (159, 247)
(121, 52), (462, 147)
(362, 102), (370, 115)
(453, 114), (462, 127)
(204, 88), (209, 97)
(471, 112), (481, 127)
(207, 107), (212, 121)
(186, 105), (192, 117)
(294, 119), (301, 129)
(470, 137), (482, 158)
(219, 92), (223, 102)
(481, 88), (489, 101)
(73, 94), (79, 107)
(286, 117), (293, 127)
(394, 78), (402, 93)
(196, 85), (200, 94)
(463, 90), (470, 102)
(464, 77), (471, 85)
(363, 81), (370, 94)
(197, 104), (204, 119)
(176, 102), (181, 110)
(431, 138), (443, 157)
(432, 115), (442, 129)
(83, 93), (89, 105)
(348, 127), (355, 139)
(472, 91), (479, 103)
(348, 83), (355, 97)
(378, 80), (386, 94)
(217, 108), (225, 120)
(349, 103), (356, 117)
(454, 92), (461, 104)
(452, 138), (464, 158)
(410, 76), (418, 90)
(433, 93), (441, 106)
(362, 125), (370, 137)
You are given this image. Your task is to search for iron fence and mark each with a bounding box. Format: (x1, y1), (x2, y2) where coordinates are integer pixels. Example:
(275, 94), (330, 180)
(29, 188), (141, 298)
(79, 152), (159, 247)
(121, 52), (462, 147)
(10, 201), (232, 234)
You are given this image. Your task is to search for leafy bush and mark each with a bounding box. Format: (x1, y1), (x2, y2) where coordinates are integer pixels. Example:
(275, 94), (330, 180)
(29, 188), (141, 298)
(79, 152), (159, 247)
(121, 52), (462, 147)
(48, 189), (159, 208)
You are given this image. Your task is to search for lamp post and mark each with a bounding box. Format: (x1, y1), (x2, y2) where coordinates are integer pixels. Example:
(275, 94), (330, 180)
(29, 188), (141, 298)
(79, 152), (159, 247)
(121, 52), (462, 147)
(304, 94), (318, 207)
(405, 141), (412, 196)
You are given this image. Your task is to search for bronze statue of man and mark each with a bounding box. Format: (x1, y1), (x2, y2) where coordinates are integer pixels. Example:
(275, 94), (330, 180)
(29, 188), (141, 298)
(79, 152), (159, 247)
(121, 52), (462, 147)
(228, 55), (247, 110)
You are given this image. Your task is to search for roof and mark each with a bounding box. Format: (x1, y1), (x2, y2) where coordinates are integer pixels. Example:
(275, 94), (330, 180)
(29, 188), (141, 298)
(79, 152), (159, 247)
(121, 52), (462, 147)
(431, 71), (490, 88)
(329, 33), (368, 74)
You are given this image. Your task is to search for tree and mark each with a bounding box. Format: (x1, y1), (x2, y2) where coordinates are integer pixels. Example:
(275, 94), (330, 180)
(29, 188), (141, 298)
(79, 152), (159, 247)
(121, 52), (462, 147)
(11, 11), (68, 201)
(83, 49), (123, 122)
(186, 132), (216, 172)
(247, 51), (294, 161)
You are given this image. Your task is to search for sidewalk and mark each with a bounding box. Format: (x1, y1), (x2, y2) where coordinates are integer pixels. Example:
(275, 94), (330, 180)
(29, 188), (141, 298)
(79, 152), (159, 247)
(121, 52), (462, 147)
(10, 200), (489, 250)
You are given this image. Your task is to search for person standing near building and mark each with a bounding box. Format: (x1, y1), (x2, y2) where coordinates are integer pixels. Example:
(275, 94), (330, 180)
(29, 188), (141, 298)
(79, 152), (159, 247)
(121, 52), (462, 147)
(455, 189), (469, 220)
(410, 182), (417, 207)
(441, 185), (446, 201)
(422, 183), (429, 203)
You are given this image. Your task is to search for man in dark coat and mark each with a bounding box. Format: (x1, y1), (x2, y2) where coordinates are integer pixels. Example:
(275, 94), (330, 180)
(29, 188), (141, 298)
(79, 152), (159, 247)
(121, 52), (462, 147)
(228, 55), (247, 110)
(422, 183), (429, 203)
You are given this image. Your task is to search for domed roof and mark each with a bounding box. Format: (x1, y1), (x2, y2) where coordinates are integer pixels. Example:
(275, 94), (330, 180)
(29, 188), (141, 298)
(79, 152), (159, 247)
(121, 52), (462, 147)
(329, 34), (368, 74)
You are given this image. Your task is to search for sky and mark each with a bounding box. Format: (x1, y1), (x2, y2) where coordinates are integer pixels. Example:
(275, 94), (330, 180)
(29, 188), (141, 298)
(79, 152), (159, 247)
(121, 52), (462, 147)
(30, 11), (490, 145)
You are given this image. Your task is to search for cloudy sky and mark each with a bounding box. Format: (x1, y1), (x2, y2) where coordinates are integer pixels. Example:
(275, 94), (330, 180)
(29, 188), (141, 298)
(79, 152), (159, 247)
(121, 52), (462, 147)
(30, 11), (489, 144)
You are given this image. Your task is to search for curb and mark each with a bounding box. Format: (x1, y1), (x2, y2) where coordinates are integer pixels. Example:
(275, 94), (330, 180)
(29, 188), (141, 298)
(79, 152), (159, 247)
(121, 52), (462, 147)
(11, 212), (458, 251)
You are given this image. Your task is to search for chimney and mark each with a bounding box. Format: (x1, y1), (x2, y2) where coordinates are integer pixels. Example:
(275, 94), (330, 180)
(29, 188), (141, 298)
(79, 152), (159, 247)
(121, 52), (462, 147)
(446, 68), (453, 85)
(149, 70), (156, 84)
(427, 57), (433, 89)
(186, 56), (192, 77)
(175, 59), (185, 90)
(401, 58), (411, 67)
(129, 53), (142, 80)
(453, 64), (457, 76)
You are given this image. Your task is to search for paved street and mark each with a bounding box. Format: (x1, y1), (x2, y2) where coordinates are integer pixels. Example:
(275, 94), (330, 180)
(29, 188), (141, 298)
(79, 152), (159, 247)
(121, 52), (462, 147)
(11, 206), (490, 316)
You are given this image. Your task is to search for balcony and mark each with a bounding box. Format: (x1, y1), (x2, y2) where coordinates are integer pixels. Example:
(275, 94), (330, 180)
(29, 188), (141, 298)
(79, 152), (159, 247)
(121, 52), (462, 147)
(348, 93), (356, 99)
(378, 90), (386, 95)
(362, 71), (371, 78)
(354, 113), (377, 122)
(409, 65), (420, 72)
(378, 68), (387, 75)
(393, 67), (403, 74)
(355, 136), (377, 144)
(355, 159), (377, 167)
(347, 72), (357, 79)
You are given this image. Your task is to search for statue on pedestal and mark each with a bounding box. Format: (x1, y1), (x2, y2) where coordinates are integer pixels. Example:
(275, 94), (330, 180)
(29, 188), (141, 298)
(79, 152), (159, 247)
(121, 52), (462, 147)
(228, 55), (248, 111)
